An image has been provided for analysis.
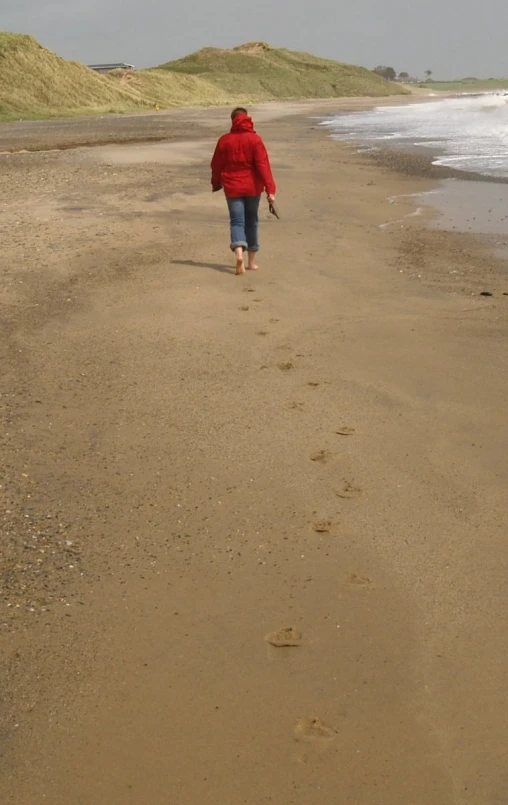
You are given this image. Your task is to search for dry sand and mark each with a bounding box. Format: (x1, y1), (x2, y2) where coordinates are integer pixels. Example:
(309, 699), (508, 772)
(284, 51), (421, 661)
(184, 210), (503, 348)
(1, 102), (507, 805)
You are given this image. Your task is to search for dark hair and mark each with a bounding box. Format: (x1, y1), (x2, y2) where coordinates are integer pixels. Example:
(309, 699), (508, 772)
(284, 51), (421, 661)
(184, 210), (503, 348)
(231, 107), (248, 120)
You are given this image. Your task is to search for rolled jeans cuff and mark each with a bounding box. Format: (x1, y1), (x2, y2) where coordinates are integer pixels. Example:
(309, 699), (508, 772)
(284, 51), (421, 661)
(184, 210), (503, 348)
(230, 241), (247, 252)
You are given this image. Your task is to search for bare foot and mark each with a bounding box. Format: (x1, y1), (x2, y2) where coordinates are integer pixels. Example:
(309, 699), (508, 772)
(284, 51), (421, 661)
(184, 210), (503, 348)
(236, 258), (246, 275)
(247, 263), (260, 271)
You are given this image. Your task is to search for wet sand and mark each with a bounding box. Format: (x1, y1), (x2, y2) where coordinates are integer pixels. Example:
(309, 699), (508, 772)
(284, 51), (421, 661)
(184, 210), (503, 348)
(425, 179), (508, 236)
(1, 103), (507, 805)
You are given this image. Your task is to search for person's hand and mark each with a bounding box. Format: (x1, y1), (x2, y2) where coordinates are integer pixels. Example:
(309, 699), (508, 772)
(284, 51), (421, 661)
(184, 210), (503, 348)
(267, 194), (275, 203)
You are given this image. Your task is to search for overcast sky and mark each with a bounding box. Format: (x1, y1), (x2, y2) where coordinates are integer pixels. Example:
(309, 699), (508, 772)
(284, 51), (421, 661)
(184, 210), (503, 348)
(3, 0), (507, 79)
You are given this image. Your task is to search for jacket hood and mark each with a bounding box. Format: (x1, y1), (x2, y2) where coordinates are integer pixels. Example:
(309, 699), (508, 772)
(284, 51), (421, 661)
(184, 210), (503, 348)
(231, 113), (255, 133)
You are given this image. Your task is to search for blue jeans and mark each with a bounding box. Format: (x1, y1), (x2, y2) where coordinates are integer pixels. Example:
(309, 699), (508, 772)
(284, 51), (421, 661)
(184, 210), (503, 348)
(226, 195), (261, 252)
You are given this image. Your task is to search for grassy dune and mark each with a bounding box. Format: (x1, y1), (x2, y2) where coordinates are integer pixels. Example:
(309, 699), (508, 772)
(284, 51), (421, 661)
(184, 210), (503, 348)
(0, 33), (150, 120)
(159, 42), (409, 100)
(0, 34), (407, 122)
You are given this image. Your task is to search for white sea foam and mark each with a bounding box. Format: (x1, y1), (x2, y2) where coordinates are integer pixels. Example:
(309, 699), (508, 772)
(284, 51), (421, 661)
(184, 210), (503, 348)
(322, 94), (508, 178)
(378, 207), (425, 230)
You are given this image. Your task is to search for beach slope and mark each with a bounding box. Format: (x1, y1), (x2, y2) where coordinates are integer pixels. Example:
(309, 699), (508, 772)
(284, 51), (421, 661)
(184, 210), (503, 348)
(0, 104), (506, 805)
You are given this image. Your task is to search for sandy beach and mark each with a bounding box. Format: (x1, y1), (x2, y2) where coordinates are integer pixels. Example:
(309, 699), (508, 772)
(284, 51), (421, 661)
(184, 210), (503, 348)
(1, 101), (507, 804)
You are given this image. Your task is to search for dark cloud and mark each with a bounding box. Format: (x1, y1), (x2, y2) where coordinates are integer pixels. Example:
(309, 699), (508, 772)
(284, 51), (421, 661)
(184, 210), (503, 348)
(3, 0), (508, 78)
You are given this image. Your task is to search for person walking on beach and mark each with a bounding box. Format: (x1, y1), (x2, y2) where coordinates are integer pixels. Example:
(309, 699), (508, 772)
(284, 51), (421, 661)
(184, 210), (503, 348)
(211, 107), (276, 275)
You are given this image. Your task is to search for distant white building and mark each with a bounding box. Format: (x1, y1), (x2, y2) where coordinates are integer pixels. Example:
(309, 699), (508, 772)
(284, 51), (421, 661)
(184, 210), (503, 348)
(88, 63), (135, 74)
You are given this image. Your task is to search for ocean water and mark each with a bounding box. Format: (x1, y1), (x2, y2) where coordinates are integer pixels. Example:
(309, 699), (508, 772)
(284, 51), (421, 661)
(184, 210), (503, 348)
(322, 94), (508, 179)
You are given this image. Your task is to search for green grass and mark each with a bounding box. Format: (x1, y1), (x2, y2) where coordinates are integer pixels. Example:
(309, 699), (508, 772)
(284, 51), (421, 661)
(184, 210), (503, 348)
(0, 34), (408, 122)
(0, 32), (33, 49)
(420, 78), (508, 92)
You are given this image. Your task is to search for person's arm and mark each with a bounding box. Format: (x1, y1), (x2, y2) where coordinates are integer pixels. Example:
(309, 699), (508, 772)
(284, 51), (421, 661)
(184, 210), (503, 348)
(211, 140), (223, 192)
(254, 136), (276, 198)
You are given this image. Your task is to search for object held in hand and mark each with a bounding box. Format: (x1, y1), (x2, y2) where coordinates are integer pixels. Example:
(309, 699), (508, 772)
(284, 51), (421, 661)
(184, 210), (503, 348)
(269, 200), (280, 219)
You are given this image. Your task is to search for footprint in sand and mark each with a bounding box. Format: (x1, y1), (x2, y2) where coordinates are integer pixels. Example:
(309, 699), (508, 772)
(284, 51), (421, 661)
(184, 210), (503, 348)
(294, 718), (338, 744)
(239, 305), (249, 311)
(286, 401), (305, 411)
(311, 520), (335, 533)
(265, 627), (302, 648)
(310, 450), (336, 464)
(243, 287), (255, 293)
(336, 480), (361, 498)
(306, 382), (320, 388)
(346, 573), (373, 586)
(278, 361), (294, 372)
(269, 318), (280, 324)
(335, 427), (355, 436)
(257, 330), (269, 336)
(253, 298), (263, 302)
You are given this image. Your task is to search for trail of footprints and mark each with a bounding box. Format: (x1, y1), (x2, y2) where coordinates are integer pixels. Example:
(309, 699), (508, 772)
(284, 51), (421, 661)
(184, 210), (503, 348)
(265, 416), (368, 752)
(240, 286), (370, 751)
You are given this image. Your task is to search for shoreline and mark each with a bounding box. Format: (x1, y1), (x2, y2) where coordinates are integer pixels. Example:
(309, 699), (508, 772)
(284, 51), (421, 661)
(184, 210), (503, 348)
(1, 103), (507, 804)
(317, 112), (508, 279)
(319, 94), (508, 251)
(367, 144), (508, 184)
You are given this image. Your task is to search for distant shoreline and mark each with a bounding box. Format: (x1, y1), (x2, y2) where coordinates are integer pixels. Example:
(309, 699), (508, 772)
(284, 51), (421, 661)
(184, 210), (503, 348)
(0, 96), (425, 151)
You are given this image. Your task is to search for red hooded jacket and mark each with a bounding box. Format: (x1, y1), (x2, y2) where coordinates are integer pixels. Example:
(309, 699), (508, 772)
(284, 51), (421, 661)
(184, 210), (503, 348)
(211, 114), (276, 198)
